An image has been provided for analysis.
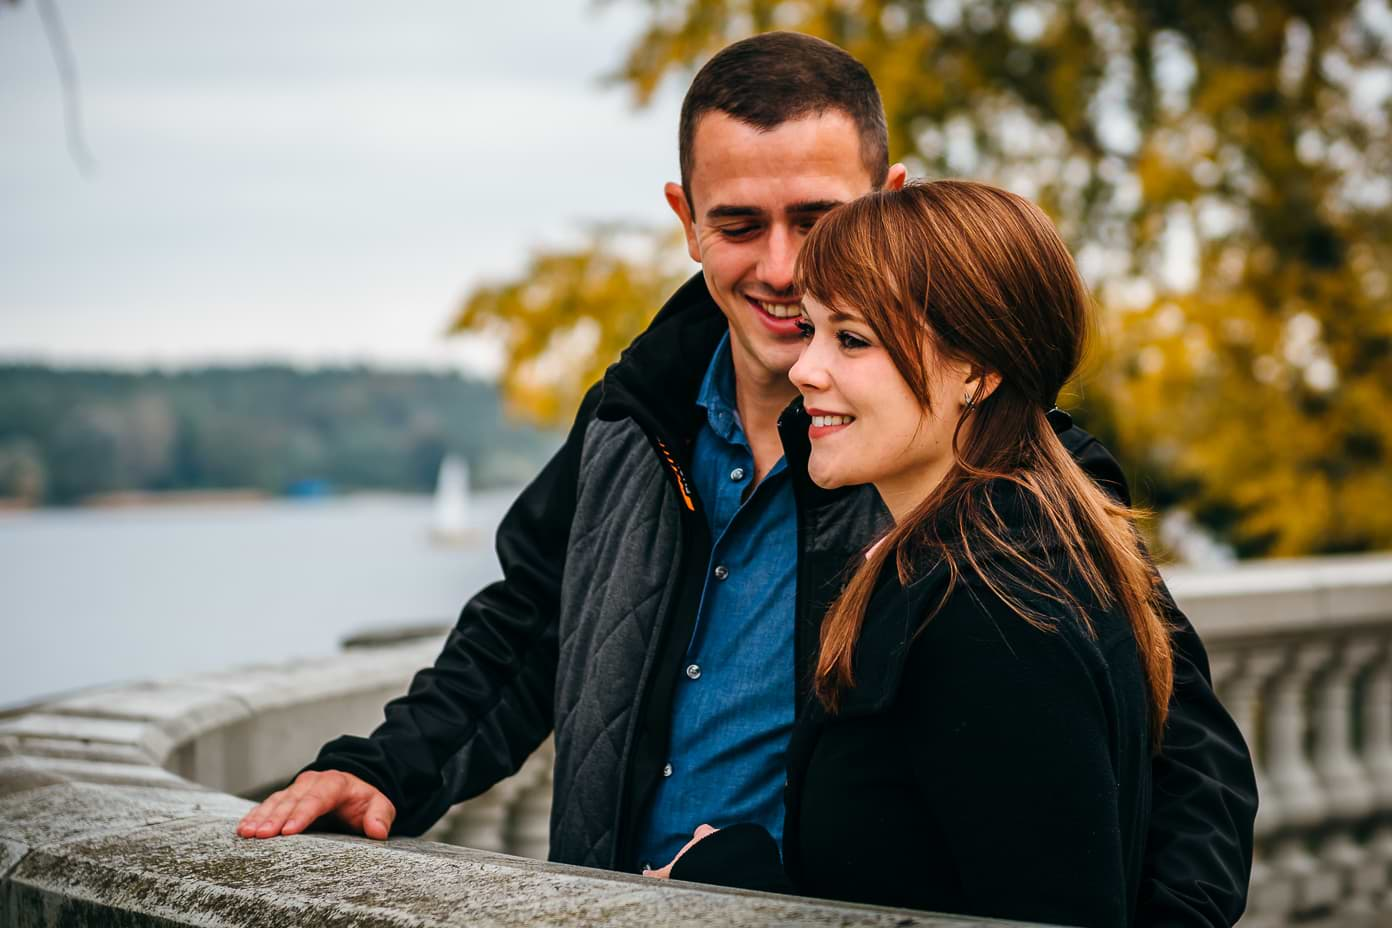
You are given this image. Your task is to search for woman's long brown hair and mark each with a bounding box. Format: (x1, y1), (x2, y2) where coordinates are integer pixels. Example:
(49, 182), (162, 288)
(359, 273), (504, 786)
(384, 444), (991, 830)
(797, 180), (1173, 749)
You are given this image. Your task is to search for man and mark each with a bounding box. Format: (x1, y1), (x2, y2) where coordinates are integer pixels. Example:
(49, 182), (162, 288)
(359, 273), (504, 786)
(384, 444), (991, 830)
(239, 31), (1256, 925)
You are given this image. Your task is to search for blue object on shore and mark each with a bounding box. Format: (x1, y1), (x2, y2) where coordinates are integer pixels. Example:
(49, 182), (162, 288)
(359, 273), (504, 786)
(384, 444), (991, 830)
(284, 478), (333, 499)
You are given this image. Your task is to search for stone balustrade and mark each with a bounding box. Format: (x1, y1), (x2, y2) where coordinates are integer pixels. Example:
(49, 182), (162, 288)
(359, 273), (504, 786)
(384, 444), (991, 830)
(2, 552), (1390, 926)
(427, 554), (1392, 928)
(1166, 553), (1392, 927)
(0, 642), (1027, 926)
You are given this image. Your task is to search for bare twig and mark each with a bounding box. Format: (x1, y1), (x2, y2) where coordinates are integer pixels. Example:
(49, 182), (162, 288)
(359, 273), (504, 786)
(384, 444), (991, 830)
(34, 0), (97, 176)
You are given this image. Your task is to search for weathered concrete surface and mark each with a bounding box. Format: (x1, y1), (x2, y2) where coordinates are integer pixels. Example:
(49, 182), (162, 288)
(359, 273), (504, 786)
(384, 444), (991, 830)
(0, 753), (68, 799)
(1164, 552), (1392, 638)
(0, 782), (248, 849)
(6, 815), (1007, 928)
(48, 681), (253, 749)
(5, 736), (156, 766)
(0, 751), (197, 793)
(0, 712), (172, 762)
(0, 658), (1043, 928)
(0, 837), (25, 880)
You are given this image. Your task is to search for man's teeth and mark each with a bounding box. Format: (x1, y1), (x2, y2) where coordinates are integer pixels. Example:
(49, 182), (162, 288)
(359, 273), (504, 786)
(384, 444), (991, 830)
(757, 300), (802, 318)
(812, 415), (855, 427)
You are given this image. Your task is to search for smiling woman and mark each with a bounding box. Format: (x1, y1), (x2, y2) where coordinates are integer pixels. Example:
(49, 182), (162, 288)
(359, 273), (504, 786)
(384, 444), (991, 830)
(662, 180), (1210, 928)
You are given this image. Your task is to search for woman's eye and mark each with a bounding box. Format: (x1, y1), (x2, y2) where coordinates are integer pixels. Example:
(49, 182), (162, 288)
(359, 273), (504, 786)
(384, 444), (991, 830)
(794, 320), (814, 339)
(837, 331), (869, 350)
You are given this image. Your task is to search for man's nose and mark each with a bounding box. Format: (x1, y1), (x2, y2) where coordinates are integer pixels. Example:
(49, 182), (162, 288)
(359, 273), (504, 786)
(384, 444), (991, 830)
(758, 224), (797, 293)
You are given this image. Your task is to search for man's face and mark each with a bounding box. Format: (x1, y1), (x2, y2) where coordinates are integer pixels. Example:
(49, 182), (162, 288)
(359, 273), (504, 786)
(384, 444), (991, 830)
(666, 110), (888, 388)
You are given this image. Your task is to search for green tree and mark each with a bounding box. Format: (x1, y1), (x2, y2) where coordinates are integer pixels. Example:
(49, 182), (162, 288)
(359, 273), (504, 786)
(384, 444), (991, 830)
(0, 436), (46, 502)
(451, 0), (1392, 557)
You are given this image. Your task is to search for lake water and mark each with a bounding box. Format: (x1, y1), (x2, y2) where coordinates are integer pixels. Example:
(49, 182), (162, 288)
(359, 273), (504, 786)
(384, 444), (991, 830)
(0, 489), (521, 710)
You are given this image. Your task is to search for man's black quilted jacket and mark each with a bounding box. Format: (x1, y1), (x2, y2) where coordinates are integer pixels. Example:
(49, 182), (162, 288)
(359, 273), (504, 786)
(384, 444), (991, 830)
(306, 272), (1257, 926)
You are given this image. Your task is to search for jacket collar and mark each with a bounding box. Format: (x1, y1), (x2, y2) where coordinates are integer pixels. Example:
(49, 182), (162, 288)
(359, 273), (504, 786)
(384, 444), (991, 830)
(595, 272), (728, 444)
(815, 480), (1068, 719)
(822, 559), (953, 718)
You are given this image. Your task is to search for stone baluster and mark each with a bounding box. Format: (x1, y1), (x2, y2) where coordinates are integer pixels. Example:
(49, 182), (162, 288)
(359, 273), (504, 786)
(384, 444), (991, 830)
(1360, 636), (1392, 907)
(442, 780), (516, 853)
(1266, 640), (1341, 915)
(1220, 647), (1284, 837)
(507, 753), (553, 861)
(1363, 637), (1392, 808)
(1218, 646), (1286, 925)
(1312, 637), (1382, 918)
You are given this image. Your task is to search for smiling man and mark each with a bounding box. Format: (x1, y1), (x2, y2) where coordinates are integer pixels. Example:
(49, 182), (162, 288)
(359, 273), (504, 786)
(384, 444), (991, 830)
(238, 31), (1256, 926)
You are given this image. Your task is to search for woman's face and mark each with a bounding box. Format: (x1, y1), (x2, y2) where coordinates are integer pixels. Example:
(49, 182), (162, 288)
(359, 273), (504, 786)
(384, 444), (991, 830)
(789, 295), (984, 522)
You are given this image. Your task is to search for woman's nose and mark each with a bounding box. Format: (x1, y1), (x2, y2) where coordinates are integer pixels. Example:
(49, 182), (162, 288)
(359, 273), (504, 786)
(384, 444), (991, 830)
(789, 342), (826, 392)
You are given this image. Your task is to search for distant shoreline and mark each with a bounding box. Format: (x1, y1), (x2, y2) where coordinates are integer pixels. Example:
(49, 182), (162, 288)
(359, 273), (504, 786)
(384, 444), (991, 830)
(0, 486), (526, 514)
(80, 488), (273, 509)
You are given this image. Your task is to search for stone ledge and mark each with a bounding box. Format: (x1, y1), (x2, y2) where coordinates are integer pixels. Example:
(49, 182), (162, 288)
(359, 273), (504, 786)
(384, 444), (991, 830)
(0, 768), (1017, 927)
(20, 555), (1387, 925)
(1164, 552), (1392, 640)
(0, 676), (1039, 928)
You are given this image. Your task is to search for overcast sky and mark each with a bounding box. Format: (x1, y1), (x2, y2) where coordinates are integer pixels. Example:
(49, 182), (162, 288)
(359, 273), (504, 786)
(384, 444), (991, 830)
(1, 1), (686, 375)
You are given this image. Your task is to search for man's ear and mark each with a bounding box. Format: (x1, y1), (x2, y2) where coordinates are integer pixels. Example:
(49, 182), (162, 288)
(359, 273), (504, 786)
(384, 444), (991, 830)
(885, 163), (909, 191)
(664, 182), (702, 264)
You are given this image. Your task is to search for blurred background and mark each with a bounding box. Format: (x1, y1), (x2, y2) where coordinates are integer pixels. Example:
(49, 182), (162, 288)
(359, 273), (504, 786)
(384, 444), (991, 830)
(2, 0), (1389, 708)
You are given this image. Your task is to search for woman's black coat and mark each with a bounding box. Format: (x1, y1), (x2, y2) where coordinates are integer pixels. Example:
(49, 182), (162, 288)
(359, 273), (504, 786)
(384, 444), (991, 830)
(672, 494), (1154, 928)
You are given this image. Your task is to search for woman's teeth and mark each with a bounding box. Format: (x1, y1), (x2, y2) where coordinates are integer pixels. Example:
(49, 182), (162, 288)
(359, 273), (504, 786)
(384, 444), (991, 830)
(757, 300), (802, 318)
(811, 415), (855, 427)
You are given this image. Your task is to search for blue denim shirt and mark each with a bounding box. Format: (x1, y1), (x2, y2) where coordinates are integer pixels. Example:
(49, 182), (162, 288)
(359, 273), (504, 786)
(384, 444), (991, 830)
(633, 332), (797, 871)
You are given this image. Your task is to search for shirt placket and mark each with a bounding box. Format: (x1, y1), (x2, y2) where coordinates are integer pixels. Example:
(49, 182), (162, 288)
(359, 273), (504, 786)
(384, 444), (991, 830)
(686, 432), (755, 663)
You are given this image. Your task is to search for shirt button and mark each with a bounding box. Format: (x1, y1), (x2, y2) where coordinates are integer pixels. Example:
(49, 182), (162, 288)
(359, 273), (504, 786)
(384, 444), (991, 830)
(713, 565), (729, 580)
(729, 467), (745, 481)
(685, 663), (702, 680)
(663, 762), (674, 777)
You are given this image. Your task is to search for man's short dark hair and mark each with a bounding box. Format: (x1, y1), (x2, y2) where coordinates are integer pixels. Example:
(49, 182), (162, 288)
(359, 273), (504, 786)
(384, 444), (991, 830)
(679, 31), (890, 204)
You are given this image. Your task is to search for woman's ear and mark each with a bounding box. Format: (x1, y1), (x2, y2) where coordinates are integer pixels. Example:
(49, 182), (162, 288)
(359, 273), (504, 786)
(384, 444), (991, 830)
(968, 367), (1002, 404)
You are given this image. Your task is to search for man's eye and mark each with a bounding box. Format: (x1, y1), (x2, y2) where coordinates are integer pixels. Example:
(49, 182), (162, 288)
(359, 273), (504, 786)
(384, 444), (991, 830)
(837, 331), (869, 350)
(719, 225), (759, 238)
(795, 320), (814, 338)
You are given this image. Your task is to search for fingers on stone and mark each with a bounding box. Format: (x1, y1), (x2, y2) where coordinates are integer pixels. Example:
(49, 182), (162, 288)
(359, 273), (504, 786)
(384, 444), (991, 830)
(256, 794), (300, 836)
(363, 794), (395, 840)
(282, 792), (331, 835)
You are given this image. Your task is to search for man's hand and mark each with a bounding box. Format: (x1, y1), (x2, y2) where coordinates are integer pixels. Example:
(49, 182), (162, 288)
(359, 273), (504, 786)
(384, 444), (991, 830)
(642, 824), (720, 879)
(236, 770), (396, 840)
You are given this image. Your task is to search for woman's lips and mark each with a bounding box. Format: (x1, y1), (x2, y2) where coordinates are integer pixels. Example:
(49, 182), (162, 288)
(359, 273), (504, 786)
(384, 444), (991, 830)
(806, 408), (856, 439)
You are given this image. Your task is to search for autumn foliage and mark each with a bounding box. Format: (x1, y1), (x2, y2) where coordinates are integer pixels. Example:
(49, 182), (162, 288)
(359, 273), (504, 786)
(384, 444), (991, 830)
(453, 0), (1392, 558)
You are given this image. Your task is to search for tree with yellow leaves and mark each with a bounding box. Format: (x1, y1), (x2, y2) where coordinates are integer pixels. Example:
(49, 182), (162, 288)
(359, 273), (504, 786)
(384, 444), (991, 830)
(453, 0), (1391, 557)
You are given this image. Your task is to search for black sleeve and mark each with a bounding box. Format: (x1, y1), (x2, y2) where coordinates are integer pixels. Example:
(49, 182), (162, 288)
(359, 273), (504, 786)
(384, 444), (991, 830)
(302, 383), (603, 836)
(901, 585), (1134, 928)
(1138, 582), (1257, 928)
(668, 823), (795, 894)
(1058, 422), (1257, 925)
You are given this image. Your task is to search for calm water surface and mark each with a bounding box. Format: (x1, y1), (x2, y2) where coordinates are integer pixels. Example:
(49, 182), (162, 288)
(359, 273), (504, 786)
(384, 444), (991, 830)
(0, 490), (520, 709)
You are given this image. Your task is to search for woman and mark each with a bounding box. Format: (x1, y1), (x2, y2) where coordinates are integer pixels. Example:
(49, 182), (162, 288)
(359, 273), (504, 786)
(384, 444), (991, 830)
(646, 180), (1174, 928)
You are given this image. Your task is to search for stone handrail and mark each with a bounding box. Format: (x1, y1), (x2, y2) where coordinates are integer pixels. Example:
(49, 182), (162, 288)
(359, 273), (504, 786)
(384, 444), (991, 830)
(3, 552), (1390, 926)
(0, 644), (1028, 926)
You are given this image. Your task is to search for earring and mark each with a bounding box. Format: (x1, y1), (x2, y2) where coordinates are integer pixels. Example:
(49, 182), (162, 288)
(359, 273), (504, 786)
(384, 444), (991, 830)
(962, 392), (976, 411)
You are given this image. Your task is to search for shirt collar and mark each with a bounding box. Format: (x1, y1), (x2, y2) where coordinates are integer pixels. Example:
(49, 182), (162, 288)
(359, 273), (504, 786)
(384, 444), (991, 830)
(695, 331), (746, 447)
